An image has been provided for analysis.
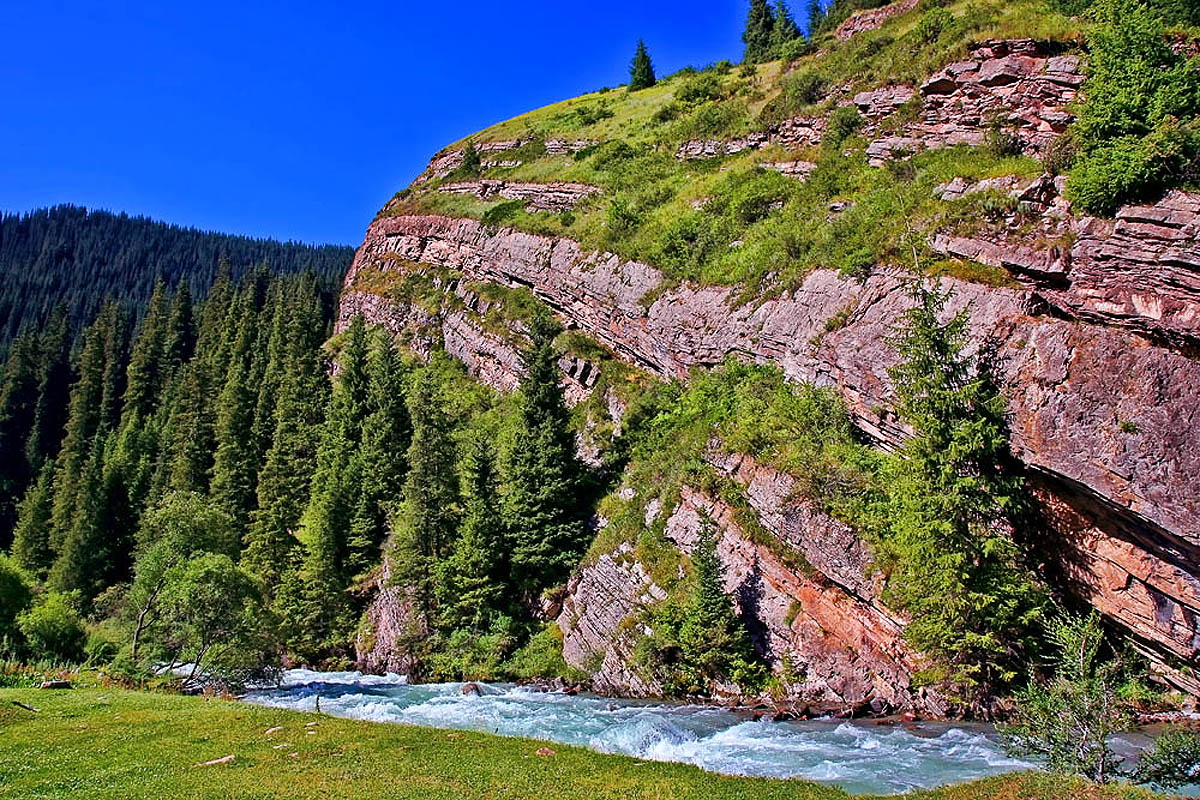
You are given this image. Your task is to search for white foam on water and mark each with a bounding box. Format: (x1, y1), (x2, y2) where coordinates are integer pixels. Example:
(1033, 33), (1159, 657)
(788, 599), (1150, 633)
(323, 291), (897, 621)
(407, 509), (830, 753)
(242, 672), (1034, 795)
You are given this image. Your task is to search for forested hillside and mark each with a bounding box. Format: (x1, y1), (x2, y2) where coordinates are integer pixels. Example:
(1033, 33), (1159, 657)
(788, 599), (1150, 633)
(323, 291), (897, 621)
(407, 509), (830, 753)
(0, 205), (354, 357)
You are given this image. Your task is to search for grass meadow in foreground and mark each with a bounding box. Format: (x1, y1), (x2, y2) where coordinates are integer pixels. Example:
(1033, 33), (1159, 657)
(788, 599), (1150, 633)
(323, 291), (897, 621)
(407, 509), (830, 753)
(0, 687), (1162, 800)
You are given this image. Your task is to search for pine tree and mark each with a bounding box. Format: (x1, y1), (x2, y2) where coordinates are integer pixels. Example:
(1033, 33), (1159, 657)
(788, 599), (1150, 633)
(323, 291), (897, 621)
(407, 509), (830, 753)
(0, 330), (41, 546)
(629, 39), (656, 91)
(347, 331), (410, 577)
(771, 0), (802, 56)
(742, 0), (777, 63)
(436, 433), (505, 633)
(161, 278), (196, 378)
(25, 305), (72, 471)
(805, 0), (825, 36)
(11, 460), (55, 579)
(502, 311), (587, 599)
(293, 315), (373, 652)
(243, 278), (328, 595)
(48, 437), (112, 600)
(880, 281), (1045, 692)
(49, 301), (125, 552)
(392, 369), (460, 625)
(120, 281), (169, 427)
(209, 293), (262, 528)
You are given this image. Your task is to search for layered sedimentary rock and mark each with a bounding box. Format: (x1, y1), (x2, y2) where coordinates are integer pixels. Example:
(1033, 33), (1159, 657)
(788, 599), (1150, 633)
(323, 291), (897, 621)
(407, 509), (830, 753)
(438, 180), (601, 212)
(677, 39), (1081, 166)
(834, 0), (919, 41)
(342, 205), (1200, 695)
(418, 139), (597, 183)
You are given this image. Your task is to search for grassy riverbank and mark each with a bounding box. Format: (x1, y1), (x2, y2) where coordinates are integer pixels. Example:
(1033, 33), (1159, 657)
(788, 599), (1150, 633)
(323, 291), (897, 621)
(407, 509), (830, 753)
(0, 687), (1160, 799)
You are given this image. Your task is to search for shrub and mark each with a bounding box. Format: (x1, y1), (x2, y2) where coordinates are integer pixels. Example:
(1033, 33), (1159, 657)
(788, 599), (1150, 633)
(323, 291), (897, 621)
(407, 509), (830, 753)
(1133, 729), (1200, 790)
(1066, 0), (1200, 214)
(824, 106), (863, 146)
(676, 72), (724, 105)
(782, 70), (828, 108)
(985, 121), (1024, 158)
(1001, 612), (1129, 784)
(503, 624), (577, 681)
(17, 592), (86, 663)
(914, 7), (953, 44)
(481, 200), (525, 228)
(0, 554), (33, 648)
(1041, 132), (1078, 175)
(780, 36), (817, 63)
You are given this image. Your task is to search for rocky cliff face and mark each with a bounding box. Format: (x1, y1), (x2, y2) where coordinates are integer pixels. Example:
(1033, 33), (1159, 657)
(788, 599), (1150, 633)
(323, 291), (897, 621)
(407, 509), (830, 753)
(342, 25), (1200, 707)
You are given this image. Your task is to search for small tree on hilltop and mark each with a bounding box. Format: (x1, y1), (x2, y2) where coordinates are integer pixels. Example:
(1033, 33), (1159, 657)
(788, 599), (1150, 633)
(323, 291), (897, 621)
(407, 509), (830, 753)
(629, 39), (656, 91)
(743, 0), (777, 64)
(771, 1), (803, 57)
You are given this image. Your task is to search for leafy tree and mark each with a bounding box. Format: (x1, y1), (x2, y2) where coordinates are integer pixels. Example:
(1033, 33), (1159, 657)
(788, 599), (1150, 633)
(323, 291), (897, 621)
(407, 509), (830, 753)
(0, 553), (33, 649)
(154, 552), (278, 690)
(743, 0), (777, 63)
(1001, 612), (1130, 784)
(126, 492), (238, 661)
(17, 591), (86, 662)
(436, 434), (506, 633)
(629, 39), (656, 91)
(878, 281), (1045, 695)
(503, 311), (587, 599)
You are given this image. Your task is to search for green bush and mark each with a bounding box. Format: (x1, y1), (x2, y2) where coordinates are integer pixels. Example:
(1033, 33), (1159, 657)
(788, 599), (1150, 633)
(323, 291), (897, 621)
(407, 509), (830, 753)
(481, 200), (525, 228)
(1133, 729), (1200, 790)
(824, 106), (864, 146)
(0, 554), (33, 649)
(676, 72), (724, 105)
(17, 592), (86, 663)
(914, 7), (953, 44)
(1066, 0), (1200, 214)
(502, 624), (578, 681)
(780, 37), (816, 63)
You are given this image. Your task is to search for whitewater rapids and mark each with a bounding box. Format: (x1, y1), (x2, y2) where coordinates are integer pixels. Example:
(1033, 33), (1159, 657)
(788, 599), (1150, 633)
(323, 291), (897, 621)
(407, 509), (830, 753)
(242, 669), (1032, 795)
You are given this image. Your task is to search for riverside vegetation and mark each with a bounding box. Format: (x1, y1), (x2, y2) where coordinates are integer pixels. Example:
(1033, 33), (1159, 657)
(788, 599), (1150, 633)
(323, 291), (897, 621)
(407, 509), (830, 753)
(1, 0), (1199, 795)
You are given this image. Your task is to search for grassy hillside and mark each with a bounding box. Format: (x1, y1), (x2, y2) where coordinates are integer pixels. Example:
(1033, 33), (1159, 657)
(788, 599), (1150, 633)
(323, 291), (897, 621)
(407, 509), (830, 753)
(0, 687), (1160, 799)
(385, 0), (1198, 298)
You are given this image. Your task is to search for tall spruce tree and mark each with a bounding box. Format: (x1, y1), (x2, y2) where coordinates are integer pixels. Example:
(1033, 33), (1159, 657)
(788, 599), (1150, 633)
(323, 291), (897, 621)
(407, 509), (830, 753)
(629, 39), (657, 91)
(742, 0), (777, 63)
(805, 0), (825, 36)
(11, 460), (55, 579)
(0, 331), (41, 546)
(392, 369), (460, 625)
(502, 311), (586, 599)
(436, 433), (505, 633)
(293, 315), (373, 652)
(210, 292), (263, 528)
(880, 281), (1045, 693)
(25, 305), (73, 471)
(347, 332), (411, 578)
(243, 277), (328, 595)
(771, 0), (803, 56)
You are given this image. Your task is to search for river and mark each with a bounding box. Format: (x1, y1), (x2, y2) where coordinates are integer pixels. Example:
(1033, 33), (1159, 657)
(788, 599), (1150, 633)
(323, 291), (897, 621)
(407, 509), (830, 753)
(243, 669), (1037, 795)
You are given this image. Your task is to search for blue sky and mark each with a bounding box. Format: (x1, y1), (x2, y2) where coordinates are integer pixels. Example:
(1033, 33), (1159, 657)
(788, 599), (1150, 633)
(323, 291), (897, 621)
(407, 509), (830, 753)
(0, 1), (752, 245)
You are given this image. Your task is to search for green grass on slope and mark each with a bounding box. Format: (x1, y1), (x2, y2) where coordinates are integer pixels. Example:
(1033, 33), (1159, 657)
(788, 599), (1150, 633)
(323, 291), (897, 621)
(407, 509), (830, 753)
(0, 688), (1161, 800)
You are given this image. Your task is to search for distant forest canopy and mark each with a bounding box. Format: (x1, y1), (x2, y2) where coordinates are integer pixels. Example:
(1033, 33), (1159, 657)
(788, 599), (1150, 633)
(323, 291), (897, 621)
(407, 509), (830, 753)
(0, 205), (355, 358)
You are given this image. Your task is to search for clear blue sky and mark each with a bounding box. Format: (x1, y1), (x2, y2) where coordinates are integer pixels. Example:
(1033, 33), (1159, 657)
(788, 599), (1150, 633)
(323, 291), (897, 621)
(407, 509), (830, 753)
(0, 1), (750, 246)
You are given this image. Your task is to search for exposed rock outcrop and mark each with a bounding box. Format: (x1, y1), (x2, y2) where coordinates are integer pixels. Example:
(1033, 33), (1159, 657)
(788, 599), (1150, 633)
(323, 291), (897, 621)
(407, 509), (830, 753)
(834, 0), (919, 41)
(438, 180), (601, 212)
(677, 39), (1082, 166)
(557, 543), (666, 697)
(341, 209), (1200, 692)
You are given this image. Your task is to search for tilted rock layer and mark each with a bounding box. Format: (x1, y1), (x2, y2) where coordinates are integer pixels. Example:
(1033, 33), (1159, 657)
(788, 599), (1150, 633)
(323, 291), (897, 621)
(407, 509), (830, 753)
(343, 200), (1200, 701)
